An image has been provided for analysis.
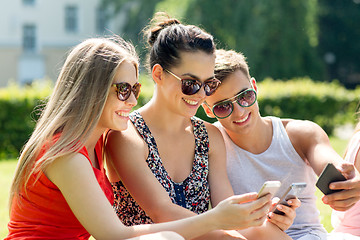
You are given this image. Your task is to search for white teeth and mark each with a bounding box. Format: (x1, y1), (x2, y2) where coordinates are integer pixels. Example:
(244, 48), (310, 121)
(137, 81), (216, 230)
(116, 111), (129, 117)
(183, 98), (198, 106)
(235, 114), (249, 123)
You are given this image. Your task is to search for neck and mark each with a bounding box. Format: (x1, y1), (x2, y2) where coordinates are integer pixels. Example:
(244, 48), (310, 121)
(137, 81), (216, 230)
(84, 126), (105, 153)
(140, 97), (193, 134)
(225, 116), (273, 154)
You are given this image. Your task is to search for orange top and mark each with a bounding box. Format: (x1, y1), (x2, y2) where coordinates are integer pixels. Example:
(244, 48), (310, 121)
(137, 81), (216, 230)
(5, 137), (114, 240)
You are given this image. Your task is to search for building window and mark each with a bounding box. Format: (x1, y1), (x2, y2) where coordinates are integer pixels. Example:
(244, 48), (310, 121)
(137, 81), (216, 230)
(23, 24), (36, 52)
(23, 0), (35, 6)
(96, 7), (108, 34)
(65, 6), (78, 33)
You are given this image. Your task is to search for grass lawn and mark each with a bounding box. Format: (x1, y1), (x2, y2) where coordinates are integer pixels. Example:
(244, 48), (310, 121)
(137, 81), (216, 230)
(0, 136), (348, 238)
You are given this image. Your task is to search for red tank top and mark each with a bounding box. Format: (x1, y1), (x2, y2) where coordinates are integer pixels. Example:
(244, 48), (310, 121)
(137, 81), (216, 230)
(5, 137), (114, 239)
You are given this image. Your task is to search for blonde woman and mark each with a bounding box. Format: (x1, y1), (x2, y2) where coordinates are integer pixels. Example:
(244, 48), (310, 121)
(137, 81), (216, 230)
(5, 37), (268, 240)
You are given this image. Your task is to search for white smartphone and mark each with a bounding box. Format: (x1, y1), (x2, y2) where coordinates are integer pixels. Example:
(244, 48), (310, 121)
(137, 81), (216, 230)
(257, 181), (281, 199)
(271, 182), (307, 215)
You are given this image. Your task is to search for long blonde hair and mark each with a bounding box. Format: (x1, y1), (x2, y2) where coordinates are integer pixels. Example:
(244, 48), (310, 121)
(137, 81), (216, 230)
(9, 37), (138, 209)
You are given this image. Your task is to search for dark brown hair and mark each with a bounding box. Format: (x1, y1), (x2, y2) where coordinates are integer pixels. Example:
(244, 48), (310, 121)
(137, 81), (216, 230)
(144, 12), (215, 71)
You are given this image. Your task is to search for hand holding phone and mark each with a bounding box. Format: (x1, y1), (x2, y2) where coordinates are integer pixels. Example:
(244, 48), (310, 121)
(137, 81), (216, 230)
(257, 181), (281, 199)
(316, 163), (346, 195)
(271, 182), (307, 215)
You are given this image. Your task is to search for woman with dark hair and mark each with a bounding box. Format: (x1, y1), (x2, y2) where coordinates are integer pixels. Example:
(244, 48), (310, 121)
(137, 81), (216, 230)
(106, 13), (295, 239)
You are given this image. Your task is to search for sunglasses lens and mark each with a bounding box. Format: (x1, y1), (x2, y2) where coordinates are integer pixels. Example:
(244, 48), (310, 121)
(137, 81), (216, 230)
(237, 90), (256, 107)
(116, 83), (131, 101)
(181, 79), (201, 95)
(114, 82), (141, 101)
(132, 83), (141, 100)
(204, 79), (221, 96)
(213, 102), (233, 119)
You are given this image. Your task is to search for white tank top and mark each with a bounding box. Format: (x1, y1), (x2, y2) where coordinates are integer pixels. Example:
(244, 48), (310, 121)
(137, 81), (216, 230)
(215, 117), (327, 239)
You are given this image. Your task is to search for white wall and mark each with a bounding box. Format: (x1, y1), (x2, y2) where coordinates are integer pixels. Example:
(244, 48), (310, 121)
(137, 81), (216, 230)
(0, 0), (122, 86)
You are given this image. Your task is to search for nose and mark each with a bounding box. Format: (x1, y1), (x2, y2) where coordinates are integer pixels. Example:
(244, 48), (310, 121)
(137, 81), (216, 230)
(196, 84), (207, 98)
(233, 101), (246, 116)
(126, 91), (138, 108)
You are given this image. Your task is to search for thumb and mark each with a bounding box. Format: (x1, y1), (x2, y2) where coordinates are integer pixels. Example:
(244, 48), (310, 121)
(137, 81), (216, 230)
(271, 197), (280, 206)
(229, 193), (258, 204)
(338, 162), (355, 179)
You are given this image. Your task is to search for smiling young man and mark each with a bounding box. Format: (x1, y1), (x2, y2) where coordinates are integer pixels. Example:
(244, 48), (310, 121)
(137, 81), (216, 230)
(202, 49), (360, 240)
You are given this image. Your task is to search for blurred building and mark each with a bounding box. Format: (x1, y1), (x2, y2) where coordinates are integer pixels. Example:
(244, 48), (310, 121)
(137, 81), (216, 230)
(0, 0), (126, 86)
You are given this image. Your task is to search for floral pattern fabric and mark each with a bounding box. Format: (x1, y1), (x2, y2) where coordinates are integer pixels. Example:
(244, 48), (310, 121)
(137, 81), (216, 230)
(112, 111), (210, 226)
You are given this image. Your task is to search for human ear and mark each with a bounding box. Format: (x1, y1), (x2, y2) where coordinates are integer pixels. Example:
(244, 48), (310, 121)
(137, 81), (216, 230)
(152, 64), (164, 85)
(201, 102), (216, 118)
(250, 77), (258, 93)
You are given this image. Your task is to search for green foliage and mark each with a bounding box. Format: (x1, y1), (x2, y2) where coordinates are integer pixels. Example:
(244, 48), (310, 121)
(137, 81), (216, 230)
(0, 81), (52, 159)
(0, 79), (152, 159)
(196, 78), (360, 135)
(318, 0), (360, 88)
(258, 78), (359, 134)
(185, 0), (325, 81)
(1, 77), (358, 158)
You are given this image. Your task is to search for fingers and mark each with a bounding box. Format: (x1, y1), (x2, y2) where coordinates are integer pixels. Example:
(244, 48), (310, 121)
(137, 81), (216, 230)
(287, 198), (301, 209)
(216, 194), (272, 230)
(338, 162), (356, 179)
(321, 164), (360, 211)
(267, 212), (291, 231)
(236, 194), (272, 227)
(267, 198), (299, 231)
(228, 192), (259, 204)
(323, 194), (358, 211)
(322, 185), (360, 210)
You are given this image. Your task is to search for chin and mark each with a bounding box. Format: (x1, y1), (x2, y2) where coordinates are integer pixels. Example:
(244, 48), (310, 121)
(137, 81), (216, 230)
(113, 122), (129, 132)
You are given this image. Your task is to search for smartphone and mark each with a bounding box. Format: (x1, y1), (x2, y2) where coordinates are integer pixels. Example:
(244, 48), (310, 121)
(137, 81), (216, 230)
(257, 181), (281, 199)
(316, 163), (347, 195)
(271, 182), (307, 215)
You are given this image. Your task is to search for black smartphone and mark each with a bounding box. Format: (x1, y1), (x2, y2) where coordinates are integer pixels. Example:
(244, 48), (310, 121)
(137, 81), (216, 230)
(271, 182), (307, 215)
(316, 163), (347, 195)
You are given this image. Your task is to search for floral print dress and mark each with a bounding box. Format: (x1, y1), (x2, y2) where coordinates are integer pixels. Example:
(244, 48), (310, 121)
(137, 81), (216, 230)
(112, 111), (210, 226)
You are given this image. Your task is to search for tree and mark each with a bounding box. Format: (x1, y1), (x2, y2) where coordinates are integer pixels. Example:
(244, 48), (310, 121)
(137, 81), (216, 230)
(185, 0), (325, 81)
(101, 0), (160, 58)
(318, 0), (360, 88)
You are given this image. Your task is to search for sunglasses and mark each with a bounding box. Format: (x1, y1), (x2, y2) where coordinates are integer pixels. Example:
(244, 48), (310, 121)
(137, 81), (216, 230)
(165, 69), (221, 96)
(209, 89), (257, 119)
(112, 82), (141, 101)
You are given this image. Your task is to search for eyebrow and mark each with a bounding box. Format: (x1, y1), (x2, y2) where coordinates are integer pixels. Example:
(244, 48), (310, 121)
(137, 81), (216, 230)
(181, 73), (216, 81)
(214, 87), (249, 105)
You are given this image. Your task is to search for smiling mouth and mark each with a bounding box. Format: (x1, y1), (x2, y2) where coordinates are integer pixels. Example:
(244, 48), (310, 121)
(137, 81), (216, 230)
(234, 113), (249, 123)
(116, 111), (129, 117)
(183, 98), (199, 106)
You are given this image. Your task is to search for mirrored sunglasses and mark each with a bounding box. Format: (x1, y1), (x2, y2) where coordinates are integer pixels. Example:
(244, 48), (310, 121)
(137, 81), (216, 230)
(211, 89), (257, 119)
(165, 69), (221, 96)
(112, 82), (141, 101)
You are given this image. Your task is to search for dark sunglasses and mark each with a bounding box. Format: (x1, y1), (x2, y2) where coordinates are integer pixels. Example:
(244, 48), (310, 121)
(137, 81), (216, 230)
(165, 69), (221, 96)
(209, 89), (257, 119)
(112, 82), (141, 101)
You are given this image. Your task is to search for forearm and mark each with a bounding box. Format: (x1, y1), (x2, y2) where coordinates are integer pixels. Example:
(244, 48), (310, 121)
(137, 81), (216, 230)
(238, 221), (291, 240)
(149, 203), (197, 223)
(150, 203), (241, 239)
(130, 209), (218, 239)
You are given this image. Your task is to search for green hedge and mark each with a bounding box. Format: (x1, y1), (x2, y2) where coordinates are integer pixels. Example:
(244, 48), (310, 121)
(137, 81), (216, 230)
(0, 78), (152, 159)
(1, 77), (359, 159)
(196, 77), (360, 134)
